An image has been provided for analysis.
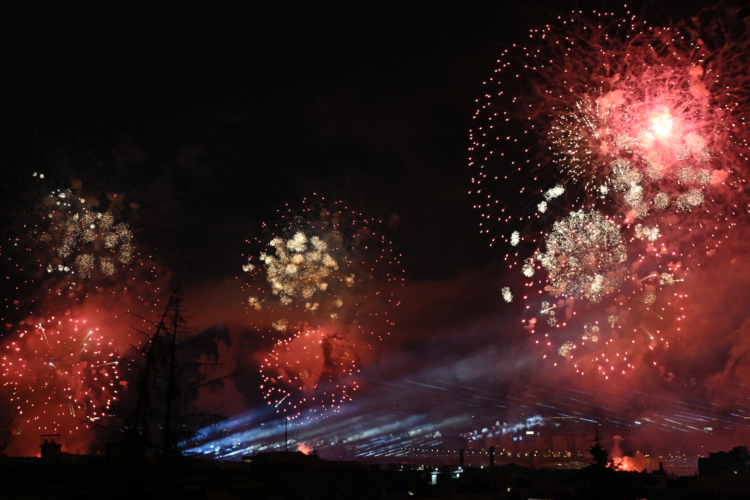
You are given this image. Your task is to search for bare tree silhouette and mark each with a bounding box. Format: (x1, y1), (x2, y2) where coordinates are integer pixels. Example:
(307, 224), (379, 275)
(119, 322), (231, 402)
(120, 291), (235, 460)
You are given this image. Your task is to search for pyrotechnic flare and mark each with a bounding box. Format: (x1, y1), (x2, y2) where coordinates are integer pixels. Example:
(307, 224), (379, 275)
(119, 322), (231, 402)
(582, 324), (599, 343)
(469, 6), (750, 377)
(510, 231), (521, 246)
(272, 319), (289, 332)
(522, 258), (535, 277)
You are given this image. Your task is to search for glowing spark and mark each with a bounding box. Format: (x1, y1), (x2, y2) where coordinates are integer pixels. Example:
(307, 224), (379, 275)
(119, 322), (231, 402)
(544, 185), (565, 201)
(558, 341), (575, 357)
(501, 287), (513, 303)
(248, 296), (262, 311)
(522, 258), (535, 277)
(510, 231), (520, 246)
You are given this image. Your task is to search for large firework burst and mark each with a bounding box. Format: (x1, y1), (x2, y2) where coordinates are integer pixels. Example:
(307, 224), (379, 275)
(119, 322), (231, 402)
(469, 7), (750, 378)
(2, 316), (120, 435)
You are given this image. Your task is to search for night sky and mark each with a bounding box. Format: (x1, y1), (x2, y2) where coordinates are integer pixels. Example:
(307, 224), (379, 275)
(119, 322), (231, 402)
(3, 1), (749, 462)
(6, 2), (513, 281)
(4, 1), (709, 279)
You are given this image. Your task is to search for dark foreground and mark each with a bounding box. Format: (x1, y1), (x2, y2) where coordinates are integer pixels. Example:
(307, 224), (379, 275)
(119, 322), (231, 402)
(1, 451), (749, 500)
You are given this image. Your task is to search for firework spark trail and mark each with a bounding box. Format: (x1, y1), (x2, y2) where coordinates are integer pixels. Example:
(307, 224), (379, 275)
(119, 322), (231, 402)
(469, 7), (750, 378)
(241, 196), (403, 420)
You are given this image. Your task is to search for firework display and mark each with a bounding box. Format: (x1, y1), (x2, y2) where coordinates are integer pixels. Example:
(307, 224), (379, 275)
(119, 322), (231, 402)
(242, 197), (403, 420)
(0, 178), (168, 455)
(2, 316), (120, 434)
(30, 189), (133, 280)
(256, 232), (348, 315)
(5, 3), (750, 471)
(470, 8), (750, 378)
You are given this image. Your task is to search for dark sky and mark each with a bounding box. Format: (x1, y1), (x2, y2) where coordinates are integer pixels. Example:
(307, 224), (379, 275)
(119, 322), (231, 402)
(5, 3), (521, 282)
(4, 1), (712, 280)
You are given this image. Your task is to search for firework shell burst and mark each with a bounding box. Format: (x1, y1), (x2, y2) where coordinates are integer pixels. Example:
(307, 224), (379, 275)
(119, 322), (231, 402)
(2, 316), (120, 443)
(469, 7), (750, 378)
(29, 188), (133, 282)
(241, 197), (403, 420)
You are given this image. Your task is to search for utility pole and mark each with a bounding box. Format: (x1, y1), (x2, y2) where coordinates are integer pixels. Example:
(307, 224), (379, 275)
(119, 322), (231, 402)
(163, 296), (181, 459)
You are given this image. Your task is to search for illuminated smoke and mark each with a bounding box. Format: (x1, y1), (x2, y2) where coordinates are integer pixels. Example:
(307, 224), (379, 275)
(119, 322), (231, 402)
(260, 327), (359, 420)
